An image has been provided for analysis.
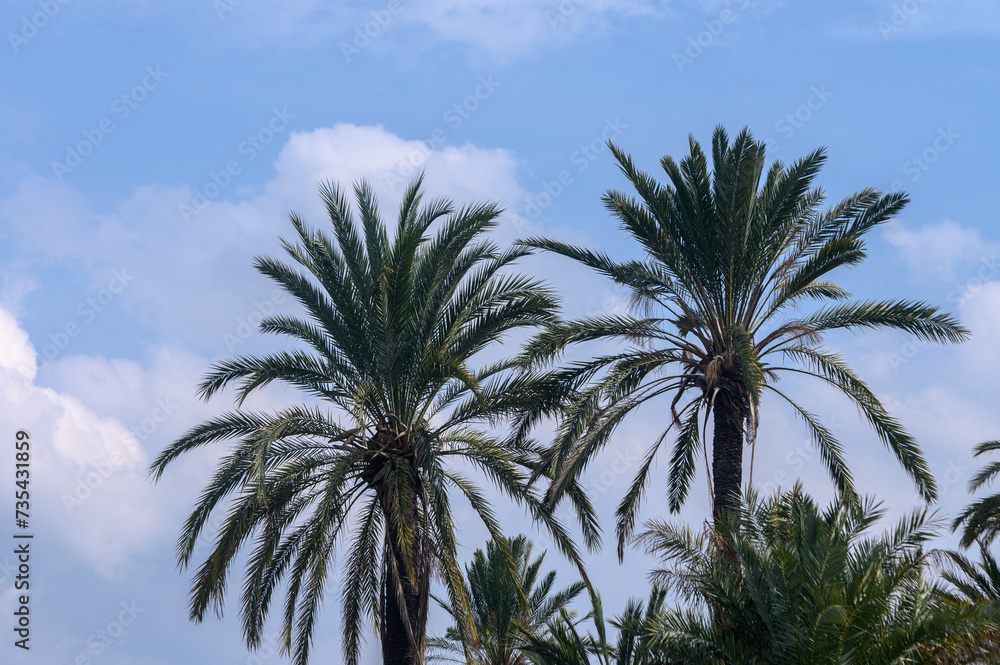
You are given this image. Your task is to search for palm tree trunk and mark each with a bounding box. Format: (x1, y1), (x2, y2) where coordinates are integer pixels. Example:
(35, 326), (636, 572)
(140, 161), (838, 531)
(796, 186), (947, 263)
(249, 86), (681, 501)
(381, 552), (425, 665)
(380, 496), (429, 665)
(711, 395), (744, 527)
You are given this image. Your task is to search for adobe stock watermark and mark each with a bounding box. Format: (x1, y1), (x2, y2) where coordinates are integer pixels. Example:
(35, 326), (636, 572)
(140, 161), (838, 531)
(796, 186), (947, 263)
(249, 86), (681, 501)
(51, 66), (169, 182)
(61, 397), (178, 514)
(575, 286), (628, 324)
(191, 509), (227, 561)
(757, 416), (847, 495)
(213, 0), (244, 20)
(7, 0), (71, 54)
(672, 0), (753, 73)
(531, 443), (645, 554)
(583, 292), (628, 319)
(888, 127), (960, 190)
(244, 635), (284, 665)
(910, 456), (969, 506)
(71, 601), (144, 665)
(520, 116), (628, 223)
(341, 0), (403, 62)
(763, 85), (834, 154)
(877, 0), (929, 39)
(946, 255), (1000, 307)
(62, 451), (129, 514)
(383, 75), (501, 189)
(885, 254), (998, 372)
(179, 107), (294, 223)
(223, 289), (287, 352)
(546, 0), (588, 30)
(885, 336), (941, 373)
(35, 268), (134, 372)
(582, 443), (644, 498)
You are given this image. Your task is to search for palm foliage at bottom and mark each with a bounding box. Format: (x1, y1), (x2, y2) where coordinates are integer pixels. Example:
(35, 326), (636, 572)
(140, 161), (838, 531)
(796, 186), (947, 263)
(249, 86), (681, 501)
(638, 485), (993, 664)
(429, 534), (586, 665)
(517, 589), (666, 665)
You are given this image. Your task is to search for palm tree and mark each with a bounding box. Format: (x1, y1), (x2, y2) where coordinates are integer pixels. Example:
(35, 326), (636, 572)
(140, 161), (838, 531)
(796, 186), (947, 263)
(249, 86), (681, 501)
(428, 534), (586, 664)
(952, 439), (1000, 547)
(638, 485), (993, 664)
(149, 177), (589, 665)
(518, 589), (666, 665)
(518, 125), (968, 546)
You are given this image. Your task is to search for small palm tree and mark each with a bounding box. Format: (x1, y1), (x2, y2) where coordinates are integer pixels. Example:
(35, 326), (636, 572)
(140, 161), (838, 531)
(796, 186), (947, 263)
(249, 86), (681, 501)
(518, 589), (666, 665)
(518, 125), (968, 545)
(428, 534), (586, 664)
(149, 177), (588, 665)
(638, 485), (992, 664)
(952, 439), (1000, 547)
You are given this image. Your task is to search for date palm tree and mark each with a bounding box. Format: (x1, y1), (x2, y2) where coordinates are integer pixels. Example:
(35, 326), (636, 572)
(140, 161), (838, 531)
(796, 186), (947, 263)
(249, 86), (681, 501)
(952, 439), (1000, 547)
(428, 534), (586, 664)
(638, 485), (993, 664)
(518, 126), (968, 546)
(149, 177), (589, 665)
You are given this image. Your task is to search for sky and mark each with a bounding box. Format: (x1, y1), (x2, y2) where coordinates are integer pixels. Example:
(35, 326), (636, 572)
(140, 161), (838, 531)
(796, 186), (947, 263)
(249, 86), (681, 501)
(1, 0), (999, 663)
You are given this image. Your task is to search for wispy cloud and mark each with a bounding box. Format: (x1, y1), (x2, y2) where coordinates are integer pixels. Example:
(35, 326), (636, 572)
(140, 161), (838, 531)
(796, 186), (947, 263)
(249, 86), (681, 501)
(837, 0), (1000, 40)
(883, 219), (999, 281)
(400, 0), (664, 60)
(128, 0), (669, 59)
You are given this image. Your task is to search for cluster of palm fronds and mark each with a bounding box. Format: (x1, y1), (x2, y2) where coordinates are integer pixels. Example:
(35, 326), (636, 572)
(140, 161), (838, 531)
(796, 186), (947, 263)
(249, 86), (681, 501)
(149, 126), (1000, 665)
(639, 487), (999, 664)
(430, 483), (1000, 665)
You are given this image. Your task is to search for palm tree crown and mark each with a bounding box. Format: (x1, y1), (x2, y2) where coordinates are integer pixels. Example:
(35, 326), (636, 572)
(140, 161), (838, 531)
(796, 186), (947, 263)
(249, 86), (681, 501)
(518, 125), (968, 548)
(149, 177), (586, 665)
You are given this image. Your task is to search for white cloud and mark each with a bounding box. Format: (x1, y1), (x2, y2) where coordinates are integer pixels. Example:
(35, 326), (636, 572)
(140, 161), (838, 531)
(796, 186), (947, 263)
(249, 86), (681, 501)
(264, 123), (526, 220)
(0, 306), (157, 576)
(883, 219), (998, 282)
(0, 305), (35, 382)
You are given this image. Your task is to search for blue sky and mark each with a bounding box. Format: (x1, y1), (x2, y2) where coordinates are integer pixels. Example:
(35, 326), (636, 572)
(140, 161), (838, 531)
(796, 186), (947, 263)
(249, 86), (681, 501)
(2, 1), (999, 663)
